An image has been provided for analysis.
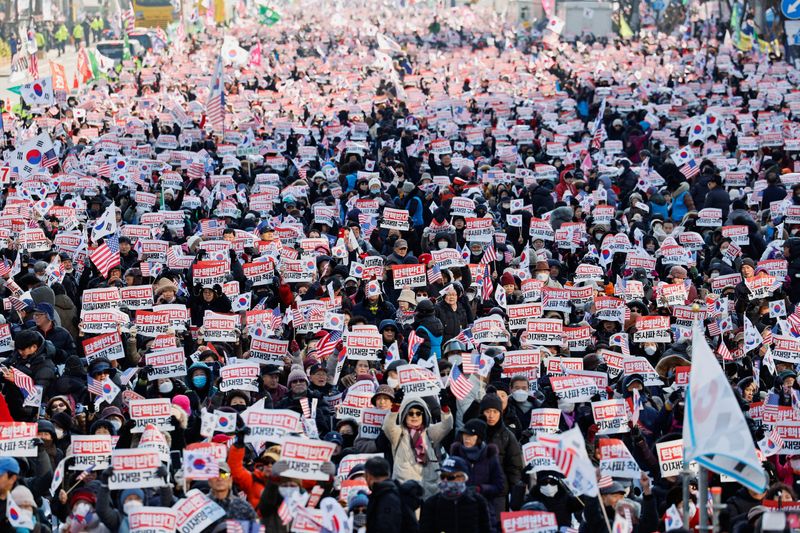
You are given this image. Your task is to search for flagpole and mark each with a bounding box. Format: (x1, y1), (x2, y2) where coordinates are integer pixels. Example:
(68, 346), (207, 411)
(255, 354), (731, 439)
(692, 301), (710, 533)
(596, 492), (613, 532)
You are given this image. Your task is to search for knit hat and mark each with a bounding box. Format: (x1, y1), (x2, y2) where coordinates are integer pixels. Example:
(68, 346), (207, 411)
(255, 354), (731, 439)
(668, 266), (688, 279)
(461, 418), (487, 441)
(371, 384), (396, 405)
(479, 394), (503, 414)
(287, 367), (309, 384)
(11, 485), (35, 507)
(500, 272), (516, 286)
(172, 394), (191, 416)
(741, 257), (756, 269)
(348, 491), (370, 511)
(119, 488), (144, 508)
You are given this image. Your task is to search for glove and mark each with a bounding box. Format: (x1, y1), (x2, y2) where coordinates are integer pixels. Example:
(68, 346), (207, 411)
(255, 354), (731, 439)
(156, 466), (168, 480)
(234, 426), (250, 447)
(320, 461), (336, 477)
(272, 460), (289, 476)
(100, 466), (114, 484)
(142, 365), (154, 377)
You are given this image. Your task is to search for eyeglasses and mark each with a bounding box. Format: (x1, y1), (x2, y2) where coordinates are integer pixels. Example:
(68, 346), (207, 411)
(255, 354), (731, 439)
(216, 472), (231, 479)
(407, 410), (423, 417)
(440, 473), (459, 481)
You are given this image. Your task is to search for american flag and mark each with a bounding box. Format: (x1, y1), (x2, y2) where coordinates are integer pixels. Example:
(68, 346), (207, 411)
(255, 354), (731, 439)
(630, 388), (643, 426)
(87, 376), (106, 396)
(12, 369), (35, 398)
(455, 328), (474, 348)
(707, 321), (721, 337)
(28, 53), (38, 79)
(480, 244), (497, 265)
(269, 307), (282, 332)
(96, 162), (112, 178)
(680, 159), (700, 178)
(481, 265), (493, 302)
(206, 56), (225, 132)
(140, 261), (163, 278)
(8, 297), (28, 312)
(448, 365), (473, 400)
(598, 475), (614, 489)
(462, 353), (479, 374)
(427, 264), (442, 284)
(76, 465), (95, 482)
(591, 124), (606, 150)
(292, 308), (306, 328)
(408, 329), (424, 360)
(298, 167), (307, 180)
(277, 501), (292, 525)
(41, 144), (58, 169)
(763, 328), (774, 347)
(544, 446), (576, 479)
(90, 241), (121, 278)
(316, 329), (342, 361)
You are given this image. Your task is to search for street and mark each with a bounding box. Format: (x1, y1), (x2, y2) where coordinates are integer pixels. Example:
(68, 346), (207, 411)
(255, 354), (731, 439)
(0, 45), (80, 105)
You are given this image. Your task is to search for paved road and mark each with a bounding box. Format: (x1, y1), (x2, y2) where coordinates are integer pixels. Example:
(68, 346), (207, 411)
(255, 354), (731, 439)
(0, 46), (80, 105)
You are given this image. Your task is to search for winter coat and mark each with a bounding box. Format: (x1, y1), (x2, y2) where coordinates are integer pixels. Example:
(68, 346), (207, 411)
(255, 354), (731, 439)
(449, 442), (505, 523)
(484, 420), (524, 493)
(435, 301), (469, 345)
(523, 485), (583, 526)
(351, 299), (398, 327)
(411, 313), (444, 363)
(54, 294), (79, 340)
(228, 443), (268, 511)
(275, 389), (333, 436)
(383, 397), (454, 498)
(366, 479), (420, 533)
(419, 488), (494, 533)
(704, 187), (732, 220)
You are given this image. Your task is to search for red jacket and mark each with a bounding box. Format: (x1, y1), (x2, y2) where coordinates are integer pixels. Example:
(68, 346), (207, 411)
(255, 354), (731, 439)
(227, 444), (268, 512)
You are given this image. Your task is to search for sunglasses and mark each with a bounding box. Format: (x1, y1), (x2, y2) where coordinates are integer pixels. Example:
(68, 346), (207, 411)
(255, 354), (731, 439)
(440, 473), (460, 481)
(216, 472), (231, 479)
(407, 410), (423, 417)
(541, 479), (559, 486)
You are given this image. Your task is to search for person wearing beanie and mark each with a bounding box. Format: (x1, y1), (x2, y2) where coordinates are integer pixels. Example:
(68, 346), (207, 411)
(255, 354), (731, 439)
(349, 491), (370, 528)
(9, 484), (38, 530)
(449, 417), (504, 524)
(479, 393), (523, 513)
(276, 366), (333, 436)
(32, 301), (76, 364)
(2, 329), (56, 420)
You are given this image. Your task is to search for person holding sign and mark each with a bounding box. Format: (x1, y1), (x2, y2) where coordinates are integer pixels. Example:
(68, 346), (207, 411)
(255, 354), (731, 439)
(207, 462), (258, 523)
(383, 397), (453, 498)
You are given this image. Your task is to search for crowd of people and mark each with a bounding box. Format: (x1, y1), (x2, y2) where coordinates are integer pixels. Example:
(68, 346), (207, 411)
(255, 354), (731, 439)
(0, 1), (798, 532)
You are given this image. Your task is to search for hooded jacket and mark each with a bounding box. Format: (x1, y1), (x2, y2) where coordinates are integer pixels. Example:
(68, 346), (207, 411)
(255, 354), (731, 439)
(382, 396), (453, 498)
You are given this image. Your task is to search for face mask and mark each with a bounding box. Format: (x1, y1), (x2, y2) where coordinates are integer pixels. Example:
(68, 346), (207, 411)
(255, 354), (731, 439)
(370, 187), (380, 195)
(353, 512), (367, 528)
(231, 404), (246, 413)
(342, 433), (356, 448)
(537, 273), (550, 281)
(55, 427), (64, 440)
(595, 233), (604, 241)
(791, 459), (800, 472)
(345, 286), (358, 296)
(158, 381), (173, 394)
(192, 375), (208, 388)
(123, 500), (143, 515)
(540, 484), (558, 497)
(279, 486), (299, 500)
(387, 377), (399, 389)
(438, 241), (448, 249)
(110, 419), (122, 432)
(644, 345), (657, 355)
(511, 390), (528, 403)
(73, 502), (92, 518)
(438, 480), (467, 500)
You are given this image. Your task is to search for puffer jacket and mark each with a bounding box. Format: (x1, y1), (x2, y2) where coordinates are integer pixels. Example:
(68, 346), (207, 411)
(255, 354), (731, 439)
(383, 397), (453, 498)
(434, 300), (469, 344)
(449, 441), (505, 524)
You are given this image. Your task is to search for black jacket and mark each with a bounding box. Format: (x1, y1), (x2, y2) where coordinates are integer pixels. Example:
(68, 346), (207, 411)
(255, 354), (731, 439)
(275, 389), (333, 436)
(419, 488), (494, 533)
(484, 419), (524, 493)
(366, 480), (419, 533)
(434, 301), (469, 344)
(704, 186), (731, 220)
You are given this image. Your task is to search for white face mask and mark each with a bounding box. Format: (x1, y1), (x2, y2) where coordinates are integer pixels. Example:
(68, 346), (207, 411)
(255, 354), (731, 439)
(540, 484), (558, 497)
(387, 377), (399, 389)
(123, 500), (143, 515)
(55, 427), (64, 440)
(73, 502), (92, 518)
(158, 381), (173, 394)
(278, 486), (299, 499)
(511, 390), (529, 403)
(595, 233), (604, 241)
(644, 345), (657, 355)
(110, 419), (122, 432)
(536, 273), (550, 281)
(438, 241), (448, 249)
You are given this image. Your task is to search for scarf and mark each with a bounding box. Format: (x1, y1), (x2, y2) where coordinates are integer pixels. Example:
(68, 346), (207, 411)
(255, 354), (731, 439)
(408, 427), (427, 464)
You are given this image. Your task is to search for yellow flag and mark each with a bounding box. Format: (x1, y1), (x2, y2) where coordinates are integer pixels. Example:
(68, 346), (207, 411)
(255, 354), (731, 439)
(619, 15), (634, 39)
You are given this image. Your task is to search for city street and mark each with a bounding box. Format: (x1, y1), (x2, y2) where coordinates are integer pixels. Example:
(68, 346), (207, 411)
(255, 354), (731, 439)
(0, 45), (79, 105)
